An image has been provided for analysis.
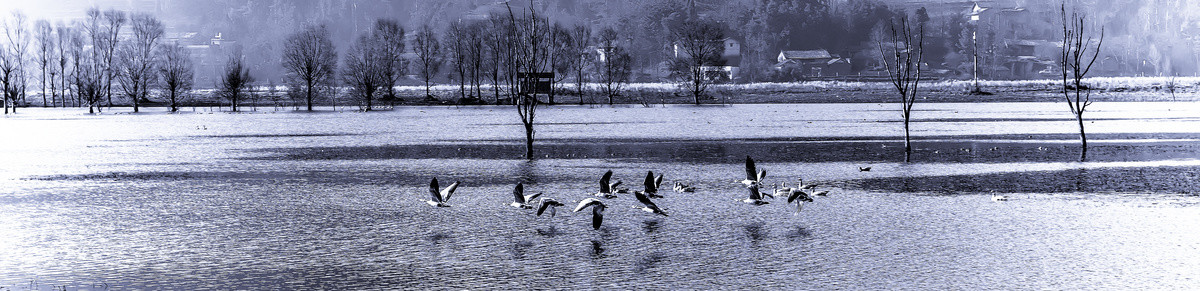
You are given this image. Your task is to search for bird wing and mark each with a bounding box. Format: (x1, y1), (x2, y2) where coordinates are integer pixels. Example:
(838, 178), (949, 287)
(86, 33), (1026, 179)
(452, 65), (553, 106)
(592, 206), (604, 230)
(654, 174), (664, 188)
(745, 156), (757, 181)
(536, 199), (553, 216)
(758, 169), (767, 182)
(610, 180), (622, 188)
(599, 170), (613, 193)
(428, 178), (442, 203)
(513, 183), (525, 203)
(524, 192), (542, 202)
(748, 184), (762, 200)
(787, 190), (803, 203)
(574, 198), (603, 212)
(643, 171), (657, 193)
(634, 190), (657, 209)
(441, 181), (460, 201)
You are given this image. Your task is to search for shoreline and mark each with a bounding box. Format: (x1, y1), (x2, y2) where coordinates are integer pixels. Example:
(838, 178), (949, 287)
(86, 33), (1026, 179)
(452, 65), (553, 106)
(9, 77), (1200, 109)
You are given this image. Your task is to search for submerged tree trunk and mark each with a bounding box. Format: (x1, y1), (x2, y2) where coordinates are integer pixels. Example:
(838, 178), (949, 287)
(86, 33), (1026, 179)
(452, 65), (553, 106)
(904, 118), (912, 162)
(1077, 114), (1087, 161)
(524, 122), (535, 159)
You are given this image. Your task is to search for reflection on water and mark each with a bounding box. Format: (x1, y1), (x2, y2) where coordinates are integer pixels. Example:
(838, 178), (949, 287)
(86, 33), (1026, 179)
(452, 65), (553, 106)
(786, 226), (812, 240)
(2, 104), (1200, 289)
(641, 219), (661, 234)
(589, 240), (605, 259)
(743, 222), (769, 247)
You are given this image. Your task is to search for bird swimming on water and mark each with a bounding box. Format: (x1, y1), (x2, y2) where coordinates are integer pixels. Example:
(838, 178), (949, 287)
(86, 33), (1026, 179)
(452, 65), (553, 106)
(673, 182), (696, 193)
(424, 177), (460, 207)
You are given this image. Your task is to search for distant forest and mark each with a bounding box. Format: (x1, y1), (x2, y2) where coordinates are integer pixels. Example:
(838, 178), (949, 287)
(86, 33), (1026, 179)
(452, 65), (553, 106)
(134, 0), (1187, 83)
(17, 0), (1200, 83)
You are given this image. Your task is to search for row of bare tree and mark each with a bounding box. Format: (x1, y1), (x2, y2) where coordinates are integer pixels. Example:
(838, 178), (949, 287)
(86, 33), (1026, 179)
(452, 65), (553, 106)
(0, 9), (196, 114)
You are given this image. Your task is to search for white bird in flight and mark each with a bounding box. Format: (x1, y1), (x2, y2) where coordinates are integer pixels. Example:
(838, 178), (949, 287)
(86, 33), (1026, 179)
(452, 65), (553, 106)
(741, 183), (771, 205)
(740, 156), (767, 188)
(424, 177), (460, 207)
(536, 197), (565, 217)
(593, 170), (618, 199)
(573, 198), (607, 230)
(509, 182), (542, 209)
(632, 171), (669, 216)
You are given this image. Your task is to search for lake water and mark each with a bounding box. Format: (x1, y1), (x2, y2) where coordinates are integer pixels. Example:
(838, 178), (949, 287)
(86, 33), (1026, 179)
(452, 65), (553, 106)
(2, 103), (1199, 290)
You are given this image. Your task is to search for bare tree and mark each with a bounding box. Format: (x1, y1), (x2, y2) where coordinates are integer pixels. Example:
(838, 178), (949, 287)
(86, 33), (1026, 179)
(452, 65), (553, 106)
(446, 22), (469, 101)
(4, 11), (29, 112)
(100, 9), (126, 107)
(466, 22), (486, 101)
(568, 24), (591, 105)
(1, 44), (17, 114)
(484, 15), (509, 103)
(282, 24), (337, 112)
(66, 22), (88, 110)
(547, 22), (572, 105)
(878, 14), (924, 162)
(505, 1), (551, 159)
(158, 42), (192, 112)
(1059, 4), (1104, 161)
(669, 18), (725, 105)
(35, 20), (53, 107)
(371, 19), (405, 101)
(412, 26), (442, 100)
(596, 28), (632, 105)
(219, 54), (254, 112)
(342, 34), (385, 111)
(115, 13), (163, 113)
(1166, 75), (1177, 101)
(56, 22), (74, 107)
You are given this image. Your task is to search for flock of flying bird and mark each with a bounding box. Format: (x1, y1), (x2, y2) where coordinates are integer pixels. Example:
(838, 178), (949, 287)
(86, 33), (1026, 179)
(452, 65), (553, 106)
(419, 156), (840, 230)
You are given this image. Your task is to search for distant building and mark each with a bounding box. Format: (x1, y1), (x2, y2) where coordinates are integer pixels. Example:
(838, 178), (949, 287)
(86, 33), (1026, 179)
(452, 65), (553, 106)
(775, 49), (851, 78)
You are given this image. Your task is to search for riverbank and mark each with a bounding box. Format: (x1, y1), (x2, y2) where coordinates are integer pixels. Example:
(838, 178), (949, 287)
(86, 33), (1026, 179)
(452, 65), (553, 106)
(10, 76), (1200, 109)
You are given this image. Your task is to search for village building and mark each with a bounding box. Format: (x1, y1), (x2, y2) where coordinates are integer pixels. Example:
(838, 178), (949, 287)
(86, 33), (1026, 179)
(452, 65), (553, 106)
(775, 49), (851, 78)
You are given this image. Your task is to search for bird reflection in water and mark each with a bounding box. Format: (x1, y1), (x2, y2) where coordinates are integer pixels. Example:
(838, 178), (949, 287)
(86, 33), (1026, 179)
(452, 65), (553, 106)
(536, 225), (561, 237)
(742, 222), (768, 247)
(642, 219), (661, 234)
(590, 240), (606, 259)
(511, 240), (535, 259)
(786, 225), (812, 240)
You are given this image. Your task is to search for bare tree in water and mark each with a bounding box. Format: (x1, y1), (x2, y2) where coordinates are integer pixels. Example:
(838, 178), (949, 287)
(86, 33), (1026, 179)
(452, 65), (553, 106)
(669, 18), (724, 105)
(1059, 3), (1103, 161)
(342, 33), (385, 111)
(878, 13), (924, 162)
(411, 26), (442, 100)
(505, 1), (552, 159)
(115, 13), (163, 113)
(595, 28), (632, 106)
(219, 53), (253, 112)
(371, 19), (405, 101)
(282, 24), (337, 112)
(158, 42), (193, 112)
